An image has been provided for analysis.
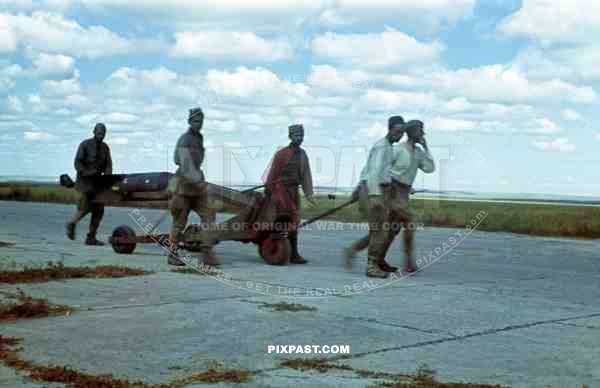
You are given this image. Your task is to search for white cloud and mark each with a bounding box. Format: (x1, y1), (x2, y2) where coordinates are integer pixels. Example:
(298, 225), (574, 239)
(529, 118), (561, 134)
(430, 117), (479, 131)
(104, 112), (140, 123)
(513, 46), (600, 82)
(442, 97), (472, 113)
(83, 0), (323, 28)
(75, 112), (140, 126)
(140, 67), (178, 87)
(422, 65), (597, 104)
(318, 9), (349, 27)
(311, 28), (445, 68)
(1, 11), (159, 59)
(238, 113), (266, 126)
(24, 131), (55, 141)
(208, 120), (237, 133)
(361, 121), (387, 138)
(224, 141), (249, 154)
(532, 137), (576, 152)
(0, 0), (72, 11)
(27, 94), (40, 104)
(110, 136), (129, 145)
(41, 69), (80, 96)
(426, 115), (561, 135)
(6, 95), (23, 113)
(82, 0), (474, 32)
(334, 0), (475, 27)
(307, 65), (371, 94)
(359, 89), (439, 113)
(498, 0), (600, 45)
(205, 66), (310, 104)
(312, 63), (596, 104)
(0, 0), (33, 10)
(171, 31), (293, 61)
(104, 66), (198, 101)
(29, 52), (75, 78)
(75, 113), (99, 126)
(289, 104), (341, 118)
(0, 63), (22, 90)
(561, 109), (582, 121)
(55, 107), (71, 115)
(0, 14), (18, 52)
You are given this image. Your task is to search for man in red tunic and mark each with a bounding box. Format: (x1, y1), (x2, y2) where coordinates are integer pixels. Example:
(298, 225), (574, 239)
(263, 124), (316, 264)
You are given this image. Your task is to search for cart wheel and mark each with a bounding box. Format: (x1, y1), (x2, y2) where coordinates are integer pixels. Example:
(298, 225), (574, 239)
(110, 225), (136, 254)
(259, 235), (292, 266)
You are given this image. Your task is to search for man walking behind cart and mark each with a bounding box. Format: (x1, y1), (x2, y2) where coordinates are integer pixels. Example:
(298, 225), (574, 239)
(263, 124), (317, 264)
(344, 119), (435, 276)
(167, 107), (219, 266)
(66, 123), (112, 245)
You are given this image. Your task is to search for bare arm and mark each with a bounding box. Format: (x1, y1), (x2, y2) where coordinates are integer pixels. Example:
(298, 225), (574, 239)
(418, 145), (435, 173)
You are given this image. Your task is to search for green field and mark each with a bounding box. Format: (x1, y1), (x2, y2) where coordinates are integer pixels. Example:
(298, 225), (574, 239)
(1, 182), (598, 239)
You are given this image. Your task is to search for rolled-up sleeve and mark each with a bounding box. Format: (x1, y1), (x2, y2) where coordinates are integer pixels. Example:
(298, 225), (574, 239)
(374, 144), (392, 185)
(419, 148), (435, 173)
(359, 166), (367, 182)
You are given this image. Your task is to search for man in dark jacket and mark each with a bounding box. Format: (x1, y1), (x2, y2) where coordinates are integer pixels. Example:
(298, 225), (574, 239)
(167, 107), (218, 266)
(263, 124), (316, 264)
(66, 123), (112, 245)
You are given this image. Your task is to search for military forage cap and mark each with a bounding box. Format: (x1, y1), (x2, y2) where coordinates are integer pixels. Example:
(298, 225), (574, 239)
(288, 124), (304, 134)
(403, 119), (424, 137)
(188, 107), (204, 122)
(388, 115), (405, 130)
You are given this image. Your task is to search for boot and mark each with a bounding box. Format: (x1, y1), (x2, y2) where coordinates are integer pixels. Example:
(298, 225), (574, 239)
(366, 257), (389, 278)
(342, 246), (355, 271)
(403, 229), (416, 273)
(85, 236), (105, 246)
(167, 247), (185, 266)
(202, 247), (221, 266)
(405, 257), (417, 273)
(378, 259), (398, 273)
(289, 233), (307, 264)
(291, 255), (307, 264)
(66, 222), (76, 240)
(85, 220), (104, 246)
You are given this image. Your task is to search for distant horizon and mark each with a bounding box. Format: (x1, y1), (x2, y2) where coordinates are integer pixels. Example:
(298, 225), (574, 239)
(2, 174), (600, 202)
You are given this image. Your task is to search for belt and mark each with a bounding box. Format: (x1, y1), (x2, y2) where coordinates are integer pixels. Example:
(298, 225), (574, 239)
(391, 179), (412, 190)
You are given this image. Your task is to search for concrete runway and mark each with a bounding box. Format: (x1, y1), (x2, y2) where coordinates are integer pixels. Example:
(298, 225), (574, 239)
(0, 200), (599, 387)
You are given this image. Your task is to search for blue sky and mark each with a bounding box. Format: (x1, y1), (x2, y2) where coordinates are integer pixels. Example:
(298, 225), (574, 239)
(0, 0), (598, 196)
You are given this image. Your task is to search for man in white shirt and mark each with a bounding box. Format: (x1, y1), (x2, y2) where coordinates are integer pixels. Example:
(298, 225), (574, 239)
(351, 115), (405, 278)
(346, 119), (434, 275)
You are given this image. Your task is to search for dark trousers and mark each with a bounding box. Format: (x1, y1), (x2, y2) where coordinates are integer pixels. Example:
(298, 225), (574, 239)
(285, 187), (302, 258)
(71, 193), (104, 239)
(168, 189), (216, 252)
(355, 181), (415, 266)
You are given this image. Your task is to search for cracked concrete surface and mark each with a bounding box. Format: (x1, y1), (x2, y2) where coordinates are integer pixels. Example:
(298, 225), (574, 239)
(0, 201), (599, 387)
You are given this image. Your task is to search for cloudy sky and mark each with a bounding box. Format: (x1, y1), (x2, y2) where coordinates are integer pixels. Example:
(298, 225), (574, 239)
(0, 0), (598, 196)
